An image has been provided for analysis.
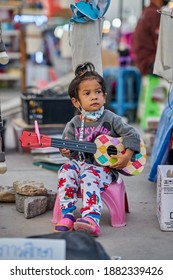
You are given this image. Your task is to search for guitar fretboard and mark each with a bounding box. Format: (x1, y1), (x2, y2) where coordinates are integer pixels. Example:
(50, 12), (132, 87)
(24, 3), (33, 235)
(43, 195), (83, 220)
(50, 138), (97, 154)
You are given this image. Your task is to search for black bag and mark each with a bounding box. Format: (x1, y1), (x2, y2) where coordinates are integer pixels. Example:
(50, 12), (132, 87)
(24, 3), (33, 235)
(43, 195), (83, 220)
(28, 231), (111, 260)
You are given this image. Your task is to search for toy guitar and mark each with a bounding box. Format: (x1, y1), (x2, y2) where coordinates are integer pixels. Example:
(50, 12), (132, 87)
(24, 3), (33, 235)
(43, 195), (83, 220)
(20, 131), (146, 176)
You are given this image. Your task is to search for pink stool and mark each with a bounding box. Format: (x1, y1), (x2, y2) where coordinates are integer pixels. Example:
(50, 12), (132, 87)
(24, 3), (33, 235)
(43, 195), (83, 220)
(51, 178), (129, 228)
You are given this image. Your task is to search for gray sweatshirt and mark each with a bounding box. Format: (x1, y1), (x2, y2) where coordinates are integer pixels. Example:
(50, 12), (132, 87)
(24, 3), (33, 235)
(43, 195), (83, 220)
(62, 109), (140, 161)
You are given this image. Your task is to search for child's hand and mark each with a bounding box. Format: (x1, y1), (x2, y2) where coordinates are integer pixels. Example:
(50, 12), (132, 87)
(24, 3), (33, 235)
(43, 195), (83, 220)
(110, 149), (134, 170)
(60, 137), (71, 158)
(60, 148), (71, 158)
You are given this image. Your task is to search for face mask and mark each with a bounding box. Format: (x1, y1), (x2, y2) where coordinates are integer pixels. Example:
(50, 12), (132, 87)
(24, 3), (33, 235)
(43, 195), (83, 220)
(81, 106), (104, 121)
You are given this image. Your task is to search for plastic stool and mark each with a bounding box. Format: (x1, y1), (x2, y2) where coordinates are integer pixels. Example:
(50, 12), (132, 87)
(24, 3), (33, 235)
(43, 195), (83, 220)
(103, 66), (141, 122)
(137, 75), (169, 129)
(51, 178), (129, 228)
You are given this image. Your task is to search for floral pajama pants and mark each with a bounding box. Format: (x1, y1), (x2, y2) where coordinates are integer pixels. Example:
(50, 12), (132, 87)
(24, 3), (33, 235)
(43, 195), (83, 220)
(57, 160), (114, 225)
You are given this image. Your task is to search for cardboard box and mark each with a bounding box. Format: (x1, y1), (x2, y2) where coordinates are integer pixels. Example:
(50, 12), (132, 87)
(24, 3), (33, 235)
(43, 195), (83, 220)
(157, 165), (173, 231)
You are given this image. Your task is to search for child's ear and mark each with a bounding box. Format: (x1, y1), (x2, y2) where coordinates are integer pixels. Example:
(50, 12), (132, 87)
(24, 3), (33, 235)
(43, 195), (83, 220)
(71, 98), (80, 109)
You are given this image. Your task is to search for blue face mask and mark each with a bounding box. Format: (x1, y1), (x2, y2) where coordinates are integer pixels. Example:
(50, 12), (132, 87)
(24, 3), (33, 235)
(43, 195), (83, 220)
(81, 106), (104, 121)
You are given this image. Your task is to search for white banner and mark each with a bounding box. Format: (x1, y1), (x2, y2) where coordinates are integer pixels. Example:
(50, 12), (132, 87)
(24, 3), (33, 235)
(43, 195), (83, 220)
(1, 260), (173, 280)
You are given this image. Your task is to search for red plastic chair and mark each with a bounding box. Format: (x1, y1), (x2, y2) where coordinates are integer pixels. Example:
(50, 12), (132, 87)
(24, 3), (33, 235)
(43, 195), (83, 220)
(51, 178), (129, 228)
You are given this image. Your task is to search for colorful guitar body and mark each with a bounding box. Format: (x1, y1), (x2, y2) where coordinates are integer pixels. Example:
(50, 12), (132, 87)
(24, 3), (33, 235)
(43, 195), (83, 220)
(94, 134), (146, 175)
(20, 131), (146, 176)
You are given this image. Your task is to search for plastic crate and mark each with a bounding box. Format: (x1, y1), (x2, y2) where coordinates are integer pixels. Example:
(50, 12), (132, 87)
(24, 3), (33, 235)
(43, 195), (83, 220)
(21, 90), (75, 125)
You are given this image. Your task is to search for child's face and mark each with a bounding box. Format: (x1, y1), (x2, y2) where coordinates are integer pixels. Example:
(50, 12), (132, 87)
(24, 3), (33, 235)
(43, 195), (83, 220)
(72, 78), (106, 112)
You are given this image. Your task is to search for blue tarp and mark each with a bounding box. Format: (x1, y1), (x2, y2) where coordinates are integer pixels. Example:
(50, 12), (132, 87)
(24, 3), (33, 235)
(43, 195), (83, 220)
(148, 90), (173, 182)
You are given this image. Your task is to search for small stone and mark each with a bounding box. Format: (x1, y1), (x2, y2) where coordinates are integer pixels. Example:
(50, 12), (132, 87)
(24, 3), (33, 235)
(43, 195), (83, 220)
(24, 196), (48, 218)
(14, 180), (47, 196)
(0, 186), (15, 202)
(47, 190), (57, 210)
(13, 181), (20, 192)
(15, 193), (28, 213)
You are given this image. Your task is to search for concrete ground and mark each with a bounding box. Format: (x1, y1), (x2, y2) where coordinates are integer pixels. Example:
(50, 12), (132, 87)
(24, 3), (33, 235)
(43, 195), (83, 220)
(0, 91), (173, 261)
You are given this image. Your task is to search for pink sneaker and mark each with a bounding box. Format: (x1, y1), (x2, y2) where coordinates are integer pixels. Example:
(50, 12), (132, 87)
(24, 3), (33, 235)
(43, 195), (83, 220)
(74, 217), (100, 237)
(54, 215), (75, 232)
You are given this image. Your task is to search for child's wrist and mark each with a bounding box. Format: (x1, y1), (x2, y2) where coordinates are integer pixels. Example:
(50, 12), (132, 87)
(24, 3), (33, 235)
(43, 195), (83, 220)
(125, 149), (134, 160)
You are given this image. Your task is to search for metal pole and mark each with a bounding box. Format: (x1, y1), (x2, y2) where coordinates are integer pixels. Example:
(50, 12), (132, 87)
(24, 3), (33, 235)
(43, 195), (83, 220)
(119, 0), (123, 21)
(142, 0), (145, 10)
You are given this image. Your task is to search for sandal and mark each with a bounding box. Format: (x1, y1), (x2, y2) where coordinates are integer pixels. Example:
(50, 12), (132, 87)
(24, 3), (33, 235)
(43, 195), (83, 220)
(54, 215), (75, 232)
(74, 217), (100, 237)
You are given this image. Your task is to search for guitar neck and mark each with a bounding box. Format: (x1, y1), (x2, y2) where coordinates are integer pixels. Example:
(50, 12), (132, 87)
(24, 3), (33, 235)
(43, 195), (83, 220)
(51, 138), (97, 154)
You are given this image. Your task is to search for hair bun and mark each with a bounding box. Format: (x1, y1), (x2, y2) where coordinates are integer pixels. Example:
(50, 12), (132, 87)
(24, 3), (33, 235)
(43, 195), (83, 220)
(75, 62), (95, 76)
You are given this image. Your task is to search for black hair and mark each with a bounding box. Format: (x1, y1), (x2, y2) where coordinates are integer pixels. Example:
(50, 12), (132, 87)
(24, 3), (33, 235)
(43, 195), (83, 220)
(68, 62), (106, 100)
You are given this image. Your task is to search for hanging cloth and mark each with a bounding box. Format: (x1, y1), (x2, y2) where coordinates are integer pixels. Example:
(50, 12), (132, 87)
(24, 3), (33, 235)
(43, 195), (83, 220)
(69, 1), (111, 76)
(70, 18), (103, 75)
(153, 5), (173, 83)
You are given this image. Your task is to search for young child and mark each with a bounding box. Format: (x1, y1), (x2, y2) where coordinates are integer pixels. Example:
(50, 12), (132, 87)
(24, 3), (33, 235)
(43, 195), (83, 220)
(54, 62), (141, 236)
